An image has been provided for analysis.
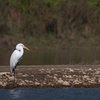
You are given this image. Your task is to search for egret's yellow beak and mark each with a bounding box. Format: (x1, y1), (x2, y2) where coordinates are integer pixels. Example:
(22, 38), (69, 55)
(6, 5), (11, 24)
(23, 46), (30, 51)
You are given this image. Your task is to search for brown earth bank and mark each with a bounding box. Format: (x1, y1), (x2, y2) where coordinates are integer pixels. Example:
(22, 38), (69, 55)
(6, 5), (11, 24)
(0, 65), (100, 88)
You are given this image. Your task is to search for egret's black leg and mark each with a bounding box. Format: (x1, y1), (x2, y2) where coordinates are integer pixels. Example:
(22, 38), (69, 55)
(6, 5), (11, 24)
(13, 69), (16, 82)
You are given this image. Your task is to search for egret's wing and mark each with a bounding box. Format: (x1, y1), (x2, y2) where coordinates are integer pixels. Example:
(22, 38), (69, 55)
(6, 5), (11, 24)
(10, 50), (21, 72)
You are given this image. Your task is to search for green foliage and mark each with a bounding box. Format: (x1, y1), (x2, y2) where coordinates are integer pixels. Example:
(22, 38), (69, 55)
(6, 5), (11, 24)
(44, 0), (61, 7)
(89, 0), (100, 5)
(0, 0), (100, 48)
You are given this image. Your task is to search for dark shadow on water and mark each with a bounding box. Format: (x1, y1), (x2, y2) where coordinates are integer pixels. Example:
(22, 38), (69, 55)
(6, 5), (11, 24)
(0, 47), (100, 66)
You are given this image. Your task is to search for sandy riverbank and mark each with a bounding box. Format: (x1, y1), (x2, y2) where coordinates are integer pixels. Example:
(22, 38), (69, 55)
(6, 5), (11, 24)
(0, 65), (100, 88)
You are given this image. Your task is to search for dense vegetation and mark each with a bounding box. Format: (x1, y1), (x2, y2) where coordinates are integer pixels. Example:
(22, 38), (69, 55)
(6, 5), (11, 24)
(0, 0), (100, 49)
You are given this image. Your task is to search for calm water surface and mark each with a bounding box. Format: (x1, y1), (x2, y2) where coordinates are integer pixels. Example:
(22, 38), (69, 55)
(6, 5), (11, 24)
(0, 48), (100, 65)
(0, 87), (100, 100)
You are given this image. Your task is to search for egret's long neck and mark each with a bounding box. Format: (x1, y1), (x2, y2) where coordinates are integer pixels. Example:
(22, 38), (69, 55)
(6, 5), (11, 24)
(17, 47), (24, 58)
(20, 48), (24, 57)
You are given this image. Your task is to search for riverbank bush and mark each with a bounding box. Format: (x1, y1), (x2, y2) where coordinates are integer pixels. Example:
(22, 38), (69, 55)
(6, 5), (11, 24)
(0, 0), (100, 49)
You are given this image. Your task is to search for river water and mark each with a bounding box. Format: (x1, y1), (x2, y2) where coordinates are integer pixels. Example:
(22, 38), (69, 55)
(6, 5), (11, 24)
(0, 87), (100, 100)
(0, 47), (100, 65)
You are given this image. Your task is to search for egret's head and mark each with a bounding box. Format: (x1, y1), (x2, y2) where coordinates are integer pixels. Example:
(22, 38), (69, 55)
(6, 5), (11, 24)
(16, 43), (30, 51)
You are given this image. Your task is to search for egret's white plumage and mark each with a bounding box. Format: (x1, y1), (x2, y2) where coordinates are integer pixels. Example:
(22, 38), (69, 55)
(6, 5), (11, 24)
(10, 43), (29, 73)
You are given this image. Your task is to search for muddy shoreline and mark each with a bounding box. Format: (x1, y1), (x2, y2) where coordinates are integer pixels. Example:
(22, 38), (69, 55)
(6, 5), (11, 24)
(0, 65), (100, 88)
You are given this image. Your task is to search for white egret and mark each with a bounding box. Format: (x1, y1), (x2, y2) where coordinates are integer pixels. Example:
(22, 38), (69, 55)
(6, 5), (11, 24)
(10, 43), (29, 74)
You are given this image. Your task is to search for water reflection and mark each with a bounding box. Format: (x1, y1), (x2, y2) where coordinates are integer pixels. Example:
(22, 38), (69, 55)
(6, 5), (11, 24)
(0, 48), (100, 66)
(9, 89), (22, 99)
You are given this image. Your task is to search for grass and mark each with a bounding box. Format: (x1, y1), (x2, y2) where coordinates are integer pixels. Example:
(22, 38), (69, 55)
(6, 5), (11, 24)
(0, 0), (100, 49)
